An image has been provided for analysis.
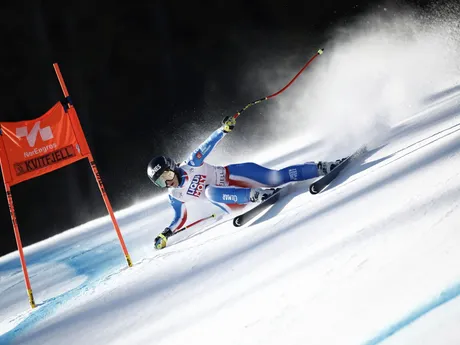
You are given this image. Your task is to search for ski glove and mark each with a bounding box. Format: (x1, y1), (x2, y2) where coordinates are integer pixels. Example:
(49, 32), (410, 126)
(222, 116), (236, 133)
(154, 227), (173, 250)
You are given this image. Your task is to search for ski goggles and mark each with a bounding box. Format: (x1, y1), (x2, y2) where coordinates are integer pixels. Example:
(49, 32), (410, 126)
(154, 170), (175, 188)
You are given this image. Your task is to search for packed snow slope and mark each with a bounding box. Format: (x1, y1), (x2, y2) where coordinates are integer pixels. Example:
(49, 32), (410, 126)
(1, 86), (460, 344)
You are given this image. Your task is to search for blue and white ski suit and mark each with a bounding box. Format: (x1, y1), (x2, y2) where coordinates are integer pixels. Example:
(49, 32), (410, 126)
(167, 127), (320, 232)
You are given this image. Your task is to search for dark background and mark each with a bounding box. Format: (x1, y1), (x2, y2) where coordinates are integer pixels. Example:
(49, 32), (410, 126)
(0, 0), (434, 256)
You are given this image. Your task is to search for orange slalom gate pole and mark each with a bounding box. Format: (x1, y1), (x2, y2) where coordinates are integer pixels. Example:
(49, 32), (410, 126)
(53, 63), (132, 267)
(88, 156), (132, 267)
(4, 183), (36, 308)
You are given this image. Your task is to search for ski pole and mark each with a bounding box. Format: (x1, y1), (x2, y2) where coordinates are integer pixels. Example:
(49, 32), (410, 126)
(232, 48), (324, 120)
(172, 214), (217, 236)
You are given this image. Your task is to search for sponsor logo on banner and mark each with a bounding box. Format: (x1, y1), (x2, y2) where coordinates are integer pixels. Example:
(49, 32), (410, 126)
(0, 101), (87, 185)
(23, 143), (58, 158)
(14, 145), (76, 176)
(16, 121), (54, 147)
(187, 174), (206, 197)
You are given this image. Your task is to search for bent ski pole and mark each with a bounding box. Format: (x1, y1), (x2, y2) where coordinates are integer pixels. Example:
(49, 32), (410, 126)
(233, 48), (324, 120)
(172, 214), (217, 236)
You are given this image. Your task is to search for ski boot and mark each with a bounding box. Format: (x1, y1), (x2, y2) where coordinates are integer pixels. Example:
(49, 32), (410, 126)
(317, 158), (348, 176)
(249, 188), (276, 203)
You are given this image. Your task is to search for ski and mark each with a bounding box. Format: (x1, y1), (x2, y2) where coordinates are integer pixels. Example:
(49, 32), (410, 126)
(309, 145), (367, 195)
(233, 188), (283, 227)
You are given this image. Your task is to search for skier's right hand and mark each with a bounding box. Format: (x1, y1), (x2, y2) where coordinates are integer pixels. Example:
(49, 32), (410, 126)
(222, 116), (236, 133)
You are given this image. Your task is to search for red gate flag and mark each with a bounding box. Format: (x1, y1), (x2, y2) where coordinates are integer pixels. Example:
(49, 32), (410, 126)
(0, 102), (89, 186)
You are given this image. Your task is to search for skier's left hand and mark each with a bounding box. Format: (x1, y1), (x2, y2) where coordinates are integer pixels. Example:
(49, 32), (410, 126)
(154, 228), (173, 249)
(222, 116), (236, 133)
(154, 234), (167, 249)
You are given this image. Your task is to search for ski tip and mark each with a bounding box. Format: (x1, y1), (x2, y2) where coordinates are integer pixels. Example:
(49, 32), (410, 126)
(233, 217), (243, 227)
(309, 184), (319, 195)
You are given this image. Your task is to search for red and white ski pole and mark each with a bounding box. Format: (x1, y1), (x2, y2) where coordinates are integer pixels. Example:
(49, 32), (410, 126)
(172, 213), (217, 236)
(232, 48), (324, 120)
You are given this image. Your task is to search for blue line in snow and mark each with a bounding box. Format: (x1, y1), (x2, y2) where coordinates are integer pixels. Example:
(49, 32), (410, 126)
(0, 240), (126, 345)
(363, 281), (460, 345)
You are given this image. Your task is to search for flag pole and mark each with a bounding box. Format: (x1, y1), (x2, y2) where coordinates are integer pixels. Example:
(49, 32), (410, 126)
(0, 129), (36, 308)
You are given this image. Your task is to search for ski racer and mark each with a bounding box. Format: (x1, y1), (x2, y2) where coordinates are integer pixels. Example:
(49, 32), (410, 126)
(148, 116), (345, 249)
